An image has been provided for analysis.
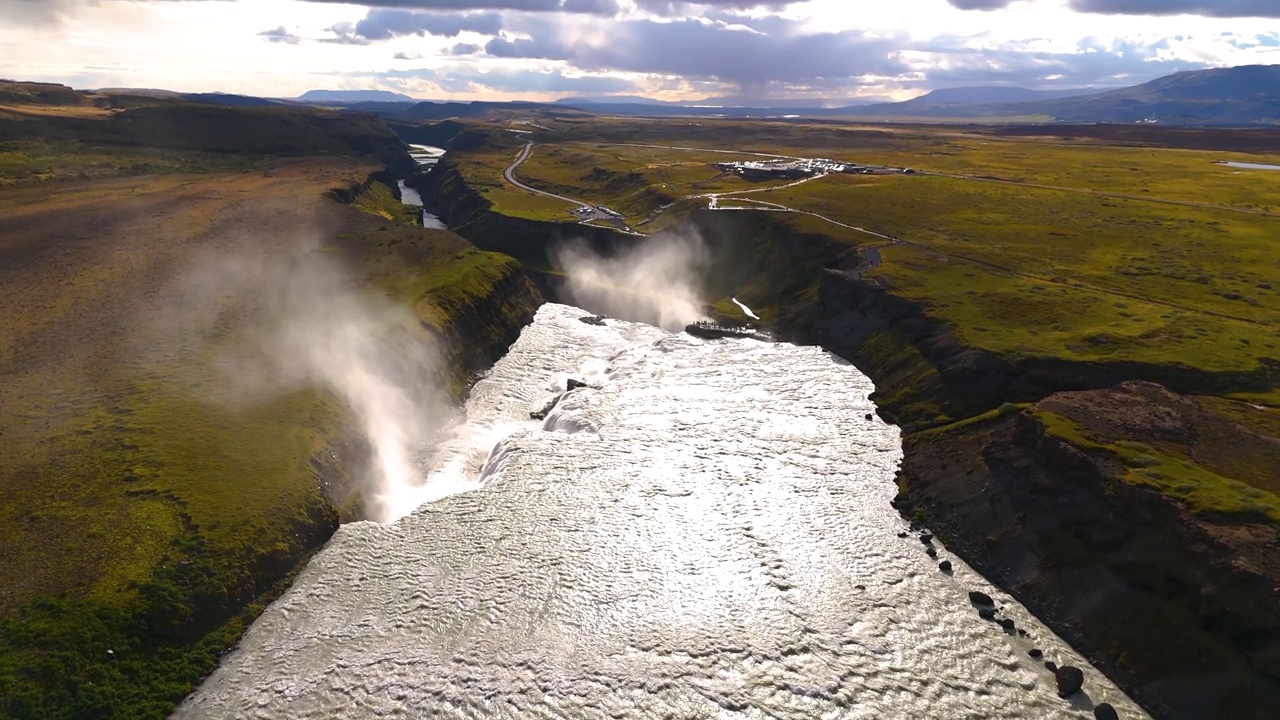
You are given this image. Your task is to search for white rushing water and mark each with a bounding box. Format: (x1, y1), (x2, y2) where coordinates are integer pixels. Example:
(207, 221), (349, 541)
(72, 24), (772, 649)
(176, 304), (1146, 719)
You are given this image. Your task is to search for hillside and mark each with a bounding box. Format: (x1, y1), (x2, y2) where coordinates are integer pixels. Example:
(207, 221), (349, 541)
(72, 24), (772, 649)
(847, 64), (1280, 125)
(0, 98), (544, 718)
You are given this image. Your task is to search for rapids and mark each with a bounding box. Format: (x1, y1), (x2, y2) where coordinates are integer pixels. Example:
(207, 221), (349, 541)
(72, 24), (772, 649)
(175, 304), (1146, 719)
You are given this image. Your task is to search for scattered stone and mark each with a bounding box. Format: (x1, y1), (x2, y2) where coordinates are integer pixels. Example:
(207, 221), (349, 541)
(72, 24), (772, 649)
(1017, 629), (1029, 637)
(566, 378), (590, 391)
(978, 608), (996, 621)
(968, 591), (995, 606)
(1045, 661), (1058, 673)
(998, 618), (1016, 632)
(1094, 703), (1120, 720)
(897, 532), (909, 538)
(938, 560), (952, 572)
(864, 413), (874, 421)
(919, 533), (934, 544)
(1028, 648), (1043, 659)
(1054, 665), (1084, 698)
(578, 315), (607, 326)
(530, 396), (562, 420)
(891, 492), (913, 510)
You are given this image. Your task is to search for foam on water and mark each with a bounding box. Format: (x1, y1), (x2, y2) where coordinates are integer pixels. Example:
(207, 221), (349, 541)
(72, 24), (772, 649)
(176, 303), (1147, 719)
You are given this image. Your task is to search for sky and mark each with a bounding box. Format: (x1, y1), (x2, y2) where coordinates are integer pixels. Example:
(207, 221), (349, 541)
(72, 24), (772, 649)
(1, 0), (1278, 103)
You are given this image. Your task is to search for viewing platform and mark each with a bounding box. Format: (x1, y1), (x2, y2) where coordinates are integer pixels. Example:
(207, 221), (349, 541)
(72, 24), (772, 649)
(685, 321), (775, 342)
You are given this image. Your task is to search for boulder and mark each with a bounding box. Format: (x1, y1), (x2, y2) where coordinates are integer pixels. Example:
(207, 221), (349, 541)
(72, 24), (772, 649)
(968, 591), (995, 606)
(1055, 665), (1085, 698)
(939, 560), (953, 572)
(1028, 648), (1043, 659)
(979, 608), (996, 621)
(999, 618), (1016, 632)
(919, 533), (934, 544)
(567, 378), (589, 391)
(1094, 703), (1120, 720)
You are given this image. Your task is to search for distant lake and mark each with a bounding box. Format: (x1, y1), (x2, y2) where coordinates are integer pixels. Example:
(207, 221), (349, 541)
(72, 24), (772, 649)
(1217, 161), (1280, 171)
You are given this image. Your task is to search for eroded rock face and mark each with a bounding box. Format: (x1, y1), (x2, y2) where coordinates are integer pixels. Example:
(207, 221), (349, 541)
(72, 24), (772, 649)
(175, 305), (1143, 720)
(897, 383), (1280, 719)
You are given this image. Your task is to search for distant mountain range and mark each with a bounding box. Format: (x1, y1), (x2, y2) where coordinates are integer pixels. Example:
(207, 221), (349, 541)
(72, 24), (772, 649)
(296, 89), (419, 103)
(15, 64), (1277, 127)
(545, 65), (1280, 126)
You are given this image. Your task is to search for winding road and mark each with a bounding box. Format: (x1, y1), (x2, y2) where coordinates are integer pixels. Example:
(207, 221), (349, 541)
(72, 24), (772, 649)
(504, 142), (591, 210)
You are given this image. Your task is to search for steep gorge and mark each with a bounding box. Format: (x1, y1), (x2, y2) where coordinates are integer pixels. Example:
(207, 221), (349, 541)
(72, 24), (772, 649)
(422, 152), (1280, 719)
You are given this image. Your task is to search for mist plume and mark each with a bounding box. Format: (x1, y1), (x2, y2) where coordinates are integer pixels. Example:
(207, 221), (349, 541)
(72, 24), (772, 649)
(166, 232), (447, 524)
(552, 230), (710, 331)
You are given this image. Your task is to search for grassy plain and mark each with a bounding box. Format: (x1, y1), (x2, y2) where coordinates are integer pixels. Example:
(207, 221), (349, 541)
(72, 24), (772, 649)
(452, 119), (1279, 399)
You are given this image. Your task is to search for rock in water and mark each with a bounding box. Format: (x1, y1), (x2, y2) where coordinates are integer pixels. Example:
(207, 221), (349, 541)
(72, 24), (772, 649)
(938, 560), (952, 572)
(979, 608), (996, 621)
(567, 378), (590, 390)
(1094, 703), (1120, 720)
(1055, 665), (1085, 698)
(999, 618), (1016, 632)
(969, 590), (995, 606)
(1028, 648), (1043, 659)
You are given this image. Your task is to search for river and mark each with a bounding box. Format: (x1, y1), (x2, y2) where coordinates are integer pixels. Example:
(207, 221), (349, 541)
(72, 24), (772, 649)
(174, 304), (1146, 719)
(397, 179), (447, 230)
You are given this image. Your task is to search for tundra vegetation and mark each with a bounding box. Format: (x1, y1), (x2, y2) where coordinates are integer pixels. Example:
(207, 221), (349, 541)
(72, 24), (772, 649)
(0, 83), (539, 719)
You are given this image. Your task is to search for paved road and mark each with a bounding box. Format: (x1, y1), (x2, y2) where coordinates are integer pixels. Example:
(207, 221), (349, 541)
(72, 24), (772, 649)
(503, 142), (591, 210)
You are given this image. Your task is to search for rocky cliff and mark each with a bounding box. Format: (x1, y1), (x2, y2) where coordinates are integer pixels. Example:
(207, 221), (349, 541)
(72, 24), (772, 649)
(894, 383), (1280, 719)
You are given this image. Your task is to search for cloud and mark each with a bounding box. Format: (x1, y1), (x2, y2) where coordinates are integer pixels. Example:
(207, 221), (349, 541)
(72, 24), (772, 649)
(351, 9), (503, 40)
(485, 15), (908, 87)
(449, 42), (483, 55)
(945, 0), (1014, 9)
(946, 0), (1280, 17)
(384, 65), (639, 94)
(259, 26), (302, 44)
(1068, 0), (1280, 17)
(300, 0), (616, 12)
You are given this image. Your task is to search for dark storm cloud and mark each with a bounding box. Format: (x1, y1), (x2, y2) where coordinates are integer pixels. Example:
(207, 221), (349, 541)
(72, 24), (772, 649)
(486, 16), (908, 86)
(1067, 0), (1280, 17)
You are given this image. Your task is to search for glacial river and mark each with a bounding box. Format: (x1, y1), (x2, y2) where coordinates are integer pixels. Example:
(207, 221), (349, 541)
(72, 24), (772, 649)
(175, 304), (1146, 719)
